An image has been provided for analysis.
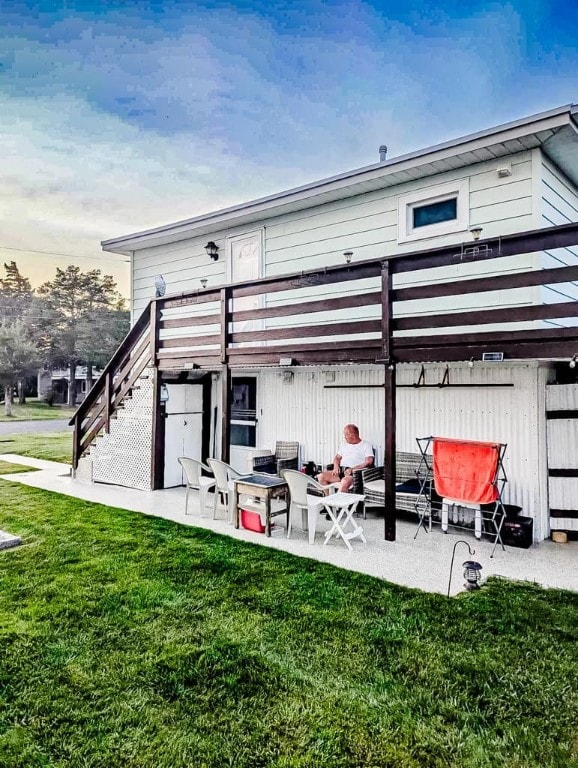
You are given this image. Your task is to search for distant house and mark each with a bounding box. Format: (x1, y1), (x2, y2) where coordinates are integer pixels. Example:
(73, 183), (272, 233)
(71, 104), (578, 543)
(38, 366), (101, 406)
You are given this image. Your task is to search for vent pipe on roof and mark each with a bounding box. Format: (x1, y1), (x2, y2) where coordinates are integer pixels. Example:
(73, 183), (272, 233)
(379, 145), (388, 162)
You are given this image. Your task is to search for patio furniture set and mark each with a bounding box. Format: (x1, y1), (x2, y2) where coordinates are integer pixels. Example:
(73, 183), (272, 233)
(178, 438), (511, 554)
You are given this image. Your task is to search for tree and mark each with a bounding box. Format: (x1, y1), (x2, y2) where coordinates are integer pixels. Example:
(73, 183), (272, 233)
(0, 320), (42, 415)
(37, 267), (129, 405)
(0, 262), (39, 404)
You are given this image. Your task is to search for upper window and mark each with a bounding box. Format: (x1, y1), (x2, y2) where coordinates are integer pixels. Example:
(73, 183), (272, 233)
(398, 179), (469, 244)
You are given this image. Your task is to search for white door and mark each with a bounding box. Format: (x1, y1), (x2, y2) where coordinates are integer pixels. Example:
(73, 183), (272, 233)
(228, 230), (263, 336)
(164, 413), (203, 487)
(164, 384), (204, 488)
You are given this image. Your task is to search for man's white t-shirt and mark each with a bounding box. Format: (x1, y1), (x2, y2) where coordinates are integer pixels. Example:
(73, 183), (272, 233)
(337, 440), (373, 469)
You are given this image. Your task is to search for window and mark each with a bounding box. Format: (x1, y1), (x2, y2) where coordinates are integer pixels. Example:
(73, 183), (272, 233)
(231, 376), (257, 447)
(413, 197), (457, 229)
(398, 179), (469, 243)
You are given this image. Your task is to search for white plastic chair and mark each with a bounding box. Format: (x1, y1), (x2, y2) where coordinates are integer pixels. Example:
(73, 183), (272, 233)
(207, 458), (243, 522)
(178, 457), (216, 516)
(282, 470), (327, 544)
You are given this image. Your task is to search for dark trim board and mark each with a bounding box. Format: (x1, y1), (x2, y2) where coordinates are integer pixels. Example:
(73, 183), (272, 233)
(550, 509), (578, 518)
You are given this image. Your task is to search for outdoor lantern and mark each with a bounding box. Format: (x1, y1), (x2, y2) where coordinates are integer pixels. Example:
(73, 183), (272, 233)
(200, 278), (208, 289)
(343, 250), (353, 264)
(204, 241), (220, 261)
(469, 226), (483, 241)
(159, 384), (169, 403)
(462, 560), (483, 590)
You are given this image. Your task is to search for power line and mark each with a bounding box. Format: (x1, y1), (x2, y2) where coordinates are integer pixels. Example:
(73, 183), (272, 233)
(0, 245), (130, 264)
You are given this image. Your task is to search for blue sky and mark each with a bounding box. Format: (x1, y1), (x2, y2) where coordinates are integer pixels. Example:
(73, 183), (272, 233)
(1, 0), (577, 296)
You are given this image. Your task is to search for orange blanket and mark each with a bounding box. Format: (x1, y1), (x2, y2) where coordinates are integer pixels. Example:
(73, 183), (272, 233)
(433, 438), (500, 504)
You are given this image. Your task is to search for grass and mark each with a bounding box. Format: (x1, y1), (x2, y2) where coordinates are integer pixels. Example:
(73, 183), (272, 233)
(0, 432), (72, 465)
(0, 433), (576, 767)
(0, 399), (76, 422)
(0, 461), (37, 475)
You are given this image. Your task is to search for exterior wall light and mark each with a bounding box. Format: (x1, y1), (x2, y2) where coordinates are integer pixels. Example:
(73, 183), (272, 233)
(570, 354), (577, 369)
(204, 241), (220, 261)
(469, 227), (483, 241)
(200, 278), (208, 289)
(343, 250), (353, 264)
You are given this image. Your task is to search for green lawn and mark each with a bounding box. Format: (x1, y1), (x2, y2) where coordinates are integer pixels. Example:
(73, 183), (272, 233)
(0, 399), (76, 422)
(0, 478), (576, 767)
(0, 432), (72, 465)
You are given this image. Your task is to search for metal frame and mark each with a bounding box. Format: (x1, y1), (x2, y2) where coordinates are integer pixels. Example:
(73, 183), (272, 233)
(414, 435), (508, 557)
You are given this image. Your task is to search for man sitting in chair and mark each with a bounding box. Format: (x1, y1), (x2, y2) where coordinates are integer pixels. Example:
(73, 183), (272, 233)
(317, 424), (374, 492)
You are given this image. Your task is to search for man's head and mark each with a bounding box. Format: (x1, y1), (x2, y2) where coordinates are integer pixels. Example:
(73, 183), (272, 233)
(343, 424), (361, 444)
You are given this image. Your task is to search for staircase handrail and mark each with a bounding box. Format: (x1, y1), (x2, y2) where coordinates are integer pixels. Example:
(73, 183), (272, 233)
(69, 301), (153, 427)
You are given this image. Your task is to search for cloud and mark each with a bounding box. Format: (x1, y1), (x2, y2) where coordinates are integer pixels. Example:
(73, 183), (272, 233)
(0, 0), (576, 296)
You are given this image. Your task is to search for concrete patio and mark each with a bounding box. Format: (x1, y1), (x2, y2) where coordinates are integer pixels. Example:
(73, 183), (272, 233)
(1, 453), (576, 596)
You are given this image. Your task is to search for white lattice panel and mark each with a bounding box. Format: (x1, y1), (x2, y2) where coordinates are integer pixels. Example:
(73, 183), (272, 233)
(90, 371), (154, 490)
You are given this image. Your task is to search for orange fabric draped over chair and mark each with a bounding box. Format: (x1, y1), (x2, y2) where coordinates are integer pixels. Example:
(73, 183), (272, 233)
(432, 438), (500, 504)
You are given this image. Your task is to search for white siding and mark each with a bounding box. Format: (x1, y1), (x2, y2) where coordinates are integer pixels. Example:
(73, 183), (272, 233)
(251, 361), (549, 540)
(131, 151), (538, 321)
(540, 155), (578, 316)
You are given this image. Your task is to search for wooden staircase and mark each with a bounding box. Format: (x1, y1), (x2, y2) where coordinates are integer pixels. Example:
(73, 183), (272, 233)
(70, 302), (153, 479)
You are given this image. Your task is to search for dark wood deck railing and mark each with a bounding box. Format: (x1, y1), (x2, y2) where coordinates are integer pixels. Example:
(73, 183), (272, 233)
(71, 222), (578, 474)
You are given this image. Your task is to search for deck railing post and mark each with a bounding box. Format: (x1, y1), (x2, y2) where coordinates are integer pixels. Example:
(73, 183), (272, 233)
(104, 373), (112, 434)
(381, 260), (396, 542)
(220, 287), (232, 464)
(150, 301), (165, 490)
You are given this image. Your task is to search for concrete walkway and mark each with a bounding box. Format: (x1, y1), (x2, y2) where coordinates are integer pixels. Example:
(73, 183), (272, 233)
(1, 453), (576, 596)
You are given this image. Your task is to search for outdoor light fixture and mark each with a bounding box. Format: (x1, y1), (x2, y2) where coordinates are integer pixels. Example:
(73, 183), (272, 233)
(204, 241), (220, 261)
(200, 278), (208, 289)
(343, 250), (353, 264)
(468, 357), (475, 368)
(154, 274), (166, 298)
(159, 384), (170, 403)
(462, 560), (483, 590)
(570, 354), (577, 369)
(469, 227), (483, 241)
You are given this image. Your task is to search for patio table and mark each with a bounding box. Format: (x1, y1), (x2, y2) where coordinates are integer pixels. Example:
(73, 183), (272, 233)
(233, 474), (289, 536)
(318, 491), (366, 550)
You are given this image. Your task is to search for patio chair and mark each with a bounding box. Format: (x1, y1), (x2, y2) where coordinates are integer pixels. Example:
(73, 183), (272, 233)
(362, 451), (437, 521)
(207, 458), (244, 522)
(178, 457), (216, 516)
(252, 441), (299, 475)
(281, 469), (327, 544)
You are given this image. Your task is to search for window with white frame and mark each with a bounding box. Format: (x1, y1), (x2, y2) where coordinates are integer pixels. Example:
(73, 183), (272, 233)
(397, 179), (469, 243)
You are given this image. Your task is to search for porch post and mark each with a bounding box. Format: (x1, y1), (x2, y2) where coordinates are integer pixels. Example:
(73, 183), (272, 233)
(150, 300), (165, 490)
(220, 287), (232, 464)
(381, 261), (396, 541)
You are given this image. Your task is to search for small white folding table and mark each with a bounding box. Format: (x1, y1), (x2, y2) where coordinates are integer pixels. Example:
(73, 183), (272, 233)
(318, 492), (366, 550)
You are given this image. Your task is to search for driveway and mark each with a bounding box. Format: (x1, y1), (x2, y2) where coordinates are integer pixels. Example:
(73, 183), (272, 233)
(0, 419), (72, 435)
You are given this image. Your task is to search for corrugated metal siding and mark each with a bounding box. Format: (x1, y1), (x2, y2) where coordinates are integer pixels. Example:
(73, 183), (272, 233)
(253, 362), (549, 538)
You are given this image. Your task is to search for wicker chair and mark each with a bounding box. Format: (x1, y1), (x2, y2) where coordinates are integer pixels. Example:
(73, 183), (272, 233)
(362, 451), (437, 519)
(252, 441), (300, 475)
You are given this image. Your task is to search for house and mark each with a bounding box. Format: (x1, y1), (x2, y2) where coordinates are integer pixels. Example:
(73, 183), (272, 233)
(72, 104), (578, 544)
(38, 366), (103, 405)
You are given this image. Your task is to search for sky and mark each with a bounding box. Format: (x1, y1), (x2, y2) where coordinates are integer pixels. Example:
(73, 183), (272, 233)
(1, 0), (577, 300)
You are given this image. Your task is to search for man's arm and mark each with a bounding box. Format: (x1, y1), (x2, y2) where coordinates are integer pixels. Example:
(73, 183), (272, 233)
(343, 454), (373, 477)
(332, 453), (343, 474)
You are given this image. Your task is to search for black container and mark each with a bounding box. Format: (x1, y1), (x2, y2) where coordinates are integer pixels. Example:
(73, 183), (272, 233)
(501, 516), (533, 549)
